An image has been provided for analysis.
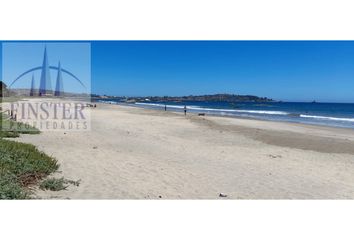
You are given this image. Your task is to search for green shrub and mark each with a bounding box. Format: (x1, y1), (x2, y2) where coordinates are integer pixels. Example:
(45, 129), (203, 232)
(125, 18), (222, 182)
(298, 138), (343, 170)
(0, 171), (28, 199)
(0, 113), (39, 137)
(0, 139), (59, 199)
(40, 178), (68, 191)
(40, 177), (80, 191)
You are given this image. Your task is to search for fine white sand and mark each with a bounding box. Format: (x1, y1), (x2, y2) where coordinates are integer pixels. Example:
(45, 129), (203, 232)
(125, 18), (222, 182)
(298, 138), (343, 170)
(10, 99), (354, 199)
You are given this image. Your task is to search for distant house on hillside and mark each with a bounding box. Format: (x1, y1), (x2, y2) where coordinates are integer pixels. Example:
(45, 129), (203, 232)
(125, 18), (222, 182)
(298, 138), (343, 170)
(0, 81), (9, 97)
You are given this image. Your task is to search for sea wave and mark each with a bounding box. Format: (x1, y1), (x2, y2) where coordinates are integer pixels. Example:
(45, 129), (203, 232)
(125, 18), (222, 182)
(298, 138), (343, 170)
(135, 102), (354, 123)
(135, 102), (289, 115)
(189, 107), (289, 115)
(300, 114), (354, 122)
(135, 102), (354, 122)
(97, 100), (119, 104)
(135, 102), (185, 109)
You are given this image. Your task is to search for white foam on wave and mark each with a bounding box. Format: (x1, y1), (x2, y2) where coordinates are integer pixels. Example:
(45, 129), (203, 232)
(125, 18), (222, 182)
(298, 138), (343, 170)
(188, 106), (289, 115)
(134, 102), (354, 123)
(135, 102), (289, 115)
(300, 114), (354, 122)
(98, 100), (118, 104)
(135, 102), (185, 109)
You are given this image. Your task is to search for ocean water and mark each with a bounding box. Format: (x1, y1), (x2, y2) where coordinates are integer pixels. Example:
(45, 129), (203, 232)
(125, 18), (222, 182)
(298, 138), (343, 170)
(98, 99), (354, 129)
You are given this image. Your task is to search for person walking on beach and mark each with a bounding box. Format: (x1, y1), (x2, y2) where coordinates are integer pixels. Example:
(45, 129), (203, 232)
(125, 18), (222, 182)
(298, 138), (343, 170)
(184, 105), (187, 116)
(164, 104), (167, 111)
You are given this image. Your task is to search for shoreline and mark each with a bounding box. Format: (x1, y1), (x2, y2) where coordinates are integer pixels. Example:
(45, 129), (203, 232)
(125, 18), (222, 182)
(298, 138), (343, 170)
(102, 103), (354, 154)
(101, 101), (354, 136)
(8, 99), (354, 199)
(99, 100), (354, 131)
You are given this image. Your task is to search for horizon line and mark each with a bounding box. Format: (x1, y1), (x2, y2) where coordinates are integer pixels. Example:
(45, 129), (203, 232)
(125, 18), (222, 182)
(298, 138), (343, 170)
(91, 93), (354, 104)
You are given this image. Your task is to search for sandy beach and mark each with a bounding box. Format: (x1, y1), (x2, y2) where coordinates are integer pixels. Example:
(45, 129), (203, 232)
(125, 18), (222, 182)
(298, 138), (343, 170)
(8, 99), (354, 199)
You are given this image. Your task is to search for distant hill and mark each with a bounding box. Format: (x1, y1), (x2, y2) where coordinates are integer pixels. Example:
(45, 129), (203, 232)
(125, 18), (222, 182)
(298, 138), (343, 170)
(6, 88), (90, 98)
(93, 93), (275, 103)
(134, 94), (274, 103)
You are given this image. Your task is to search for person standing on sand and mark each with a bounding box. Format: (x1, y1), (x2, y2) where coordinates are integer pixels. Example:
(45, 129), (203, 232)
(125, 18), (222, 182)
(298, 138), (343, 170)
(165, 104), (167, 111)
(184, 105), (187, 116)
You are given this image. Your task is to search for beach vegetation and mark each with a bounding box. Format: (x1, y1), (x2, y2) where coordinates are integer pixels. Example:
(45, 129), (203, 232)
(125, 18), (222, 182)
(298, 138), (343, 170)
(40, 177), (80, 191)
(0, 139), (59, 199)
(0, 113), (40, 137)
(0, 115), (58, 199)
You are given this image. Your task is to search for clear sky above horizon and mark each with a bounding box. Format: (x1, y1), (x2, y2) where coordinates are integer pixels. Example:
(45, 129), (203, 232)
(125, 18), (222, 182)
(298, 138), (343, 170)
(2, 41), (354, 102)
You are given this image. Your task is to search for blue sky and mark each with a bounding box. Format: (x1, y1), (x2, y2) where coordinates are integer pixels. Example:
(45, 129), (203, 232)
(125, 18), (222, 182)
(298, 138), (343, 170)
(2, 41), (354, 102)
